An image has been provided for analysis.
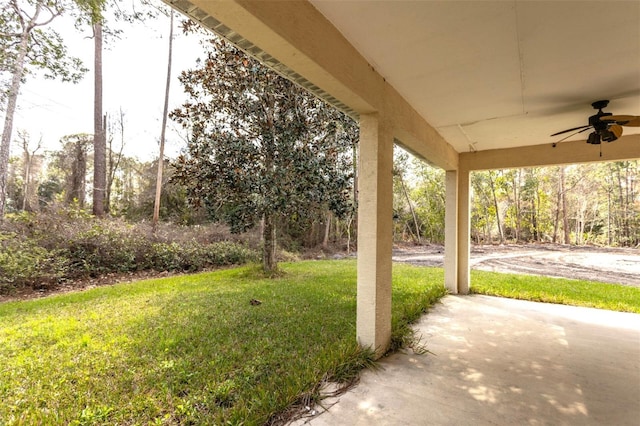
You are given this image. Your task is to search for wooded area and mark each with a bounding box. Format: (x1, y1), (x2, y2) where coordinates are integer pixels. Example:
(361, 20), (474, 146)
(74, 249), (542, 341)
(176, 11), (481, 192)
(5, 137), (639, 248)
(394, 150), (639, 247)
(1, 0), (638, 276)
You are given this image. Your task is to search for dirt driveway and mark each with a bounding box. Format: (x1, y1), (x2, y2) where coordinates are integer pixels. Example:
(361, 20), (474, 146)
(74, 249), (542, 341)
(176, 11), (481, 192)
(392, 243), (639, 287)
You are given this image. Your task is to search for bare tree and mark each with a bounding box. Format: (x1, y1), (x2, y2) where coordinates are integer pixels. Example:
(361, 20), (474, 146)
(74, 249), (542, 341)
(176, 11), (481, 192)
(106, 107), (125, 213)
(18, 130), (42, 211)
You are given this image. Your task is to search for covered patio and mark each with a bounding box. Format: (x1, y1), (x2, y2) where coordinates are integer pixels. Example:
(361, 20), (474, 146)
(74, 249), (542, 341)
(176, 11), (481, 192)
(292, 295), (640, 425)
(163, 0), (640, 356)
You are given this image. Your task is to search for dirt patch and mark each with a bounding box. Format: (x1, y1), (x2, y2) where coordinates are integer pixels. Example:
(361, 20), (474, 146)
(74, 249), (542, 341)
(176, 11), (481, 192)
(393, 243), (640, 287)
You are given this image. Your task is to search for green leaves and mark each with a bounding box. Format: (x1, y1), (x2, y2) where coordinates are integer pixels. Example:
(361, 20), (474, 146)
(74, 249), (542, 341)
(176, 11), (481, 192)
(171, 37), (358, 254)
(0, 0), (89, 83)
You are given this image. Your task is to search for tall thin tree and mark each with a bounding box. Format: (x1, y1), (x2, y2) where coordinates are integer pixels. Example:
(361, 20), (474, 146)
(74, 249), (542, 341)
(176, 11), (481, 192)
(153, 9), (173, 231)
(106, 107), (125, 213)
(92, 19), (106, 216)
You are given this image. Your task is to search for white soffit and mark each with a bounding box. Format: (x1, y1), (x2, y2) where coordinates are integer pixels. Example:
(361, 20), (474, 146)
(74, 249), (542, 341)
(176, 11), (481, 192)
(310, 0), (640, 153)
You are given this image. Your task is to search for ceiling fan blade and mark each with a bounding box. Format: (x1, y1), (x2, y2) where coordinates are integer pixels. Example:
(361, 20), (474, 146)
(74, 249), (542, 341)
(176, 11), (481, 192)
(600, 115), (640, 127)
(609, 124), (624, 140)
(554, 126), (592, 143)
(550, 125), (591, 137)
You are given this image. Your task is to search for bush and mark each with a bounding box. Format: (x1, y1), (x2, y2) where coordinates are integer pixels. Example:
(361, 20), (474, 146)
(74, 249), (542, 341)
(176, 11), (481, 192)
(64, 223), (147, 276)
(0, 233), (68, 292)
(146, 242), (186, 271)
(145, 241), (259, 273)
(0, 212), (259, 294)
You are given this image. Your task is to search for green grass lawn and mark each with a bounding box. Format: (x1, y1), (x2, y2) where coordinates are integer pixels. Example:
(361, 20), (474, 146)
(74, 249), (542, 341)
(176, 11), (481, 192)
(471, 270), (640, 313)
(0, 260), (445, 425)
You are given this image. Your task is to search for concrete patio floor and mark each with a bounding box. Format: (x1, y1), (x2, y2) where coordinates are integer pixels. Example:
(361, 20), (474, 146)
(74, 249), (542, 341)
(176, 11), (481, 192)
(293, 295), (640, 425)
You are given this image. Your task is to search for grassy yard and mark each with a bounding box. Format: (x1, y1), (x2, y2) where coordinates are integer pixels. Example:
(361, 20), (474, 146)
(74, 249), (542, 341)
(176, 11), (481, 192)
(0, 260), (445, 425)
(471, 270), (640, 313)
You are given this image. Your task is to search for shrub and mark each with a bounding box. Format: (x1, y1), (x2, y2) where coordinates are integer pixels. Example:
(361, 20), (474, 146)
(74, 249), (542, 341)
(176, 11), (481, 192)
(146, 242), (186, 271)
(64, 224), (146, 276)
(0, 233), (68, 292)
(145, 241), (259, 273)
(0, 212), (259, 294)
(203, 241), (259, 266)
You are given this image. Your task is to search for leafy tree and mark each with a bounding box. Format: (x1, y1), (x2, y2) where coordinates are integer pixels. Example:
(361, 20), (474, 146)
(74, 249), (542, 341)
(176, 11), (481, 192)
(411, 159), (445, 243)
(171, 36), (357, 272)
(0, 0), (92, 218)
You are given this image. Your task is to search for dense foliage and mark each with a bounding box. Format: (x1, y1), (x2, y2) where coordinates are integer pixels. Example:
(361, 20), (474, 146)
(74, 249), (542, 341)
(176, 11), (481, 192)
(0, 209), (258, 294)
(392, 148), (639, 247)
(171, 35), (358, 272)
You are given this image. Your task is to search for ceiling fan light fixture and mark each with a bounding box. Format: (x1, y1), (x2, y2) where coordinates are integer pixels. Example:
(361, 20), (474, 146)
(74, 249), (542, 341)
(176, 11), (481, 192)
(600, 128), (618, 142)
(587, 132), (601, 145)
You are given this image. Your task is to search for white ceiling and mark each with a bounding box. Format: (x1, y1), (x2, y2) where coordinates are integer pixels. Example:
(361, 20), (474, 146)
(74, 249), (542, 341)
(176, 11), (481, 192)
(310, 0), (640, 153)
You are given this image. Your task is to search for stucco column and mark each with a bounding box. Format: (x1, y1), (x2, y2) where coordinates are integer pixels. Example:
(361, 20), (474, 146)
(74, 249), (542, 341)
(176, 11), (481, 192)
(457, 168), (471, 294)
(444, 170), (458, 293)
(357, 113), (393, 357)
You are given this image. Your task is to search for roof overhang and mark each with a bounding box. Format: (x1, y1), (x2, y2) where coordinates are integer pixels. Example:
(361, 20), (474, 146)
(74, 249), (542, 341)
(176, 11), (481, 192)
(165, 0), (640, 169)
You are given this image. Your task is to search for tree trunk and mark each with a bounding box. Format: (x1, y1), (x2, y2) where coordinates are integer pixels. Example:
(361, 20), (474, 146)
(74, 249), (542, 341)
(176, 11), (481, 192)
(576, 200), (586, 245)
(20, 134), (42, 211)
(153, 10), (174, 232)
(607, 188), (612, 245)
(22, 146), (31, 211)
(0, 12), (33, 218)
(93, 21), (106, 217)
(69, 140), (87, 208)
(322, 211), (331, 248)
(107, 109), (125, 214)
(513, 170), (521, 242)
(263, 213), (277, 273)
(552, 168), (561, 243)
(101, 114), (109, 213)
(345, 214), (353, 254)
(560, 167), (570, 244)
(488, 171), (504, 243)
(616, 164), (625, 244)
(399, 173), (421, 244)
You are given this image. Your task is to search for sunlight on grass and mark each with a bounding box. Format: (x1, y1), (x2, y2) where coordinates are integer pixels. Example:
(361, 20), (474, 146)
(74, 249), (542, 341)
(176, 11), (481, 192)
(471, 270), (640, 313)
(0, 260), (445, 425)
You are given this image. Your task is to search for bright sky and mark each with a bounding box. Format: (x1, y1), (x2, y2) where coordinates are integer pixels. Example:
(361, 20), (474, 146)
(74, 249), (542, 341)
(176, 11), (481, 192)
(10, 10), (205, 162)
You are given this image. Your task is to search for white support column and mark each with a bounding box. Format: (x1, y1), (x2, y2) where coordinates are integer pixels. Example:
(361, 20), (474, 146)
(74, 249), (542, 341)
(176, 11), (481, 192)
(357, 113), (394, 358)
(457, 168), (471, 294)
(444, 170), (458, 293)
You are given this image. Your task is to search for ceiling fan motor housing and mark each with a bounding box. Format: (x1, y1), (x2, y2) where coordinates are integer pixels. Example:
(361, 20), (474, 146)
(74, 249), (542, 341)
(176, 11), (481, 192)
(588, 102), (616, 143)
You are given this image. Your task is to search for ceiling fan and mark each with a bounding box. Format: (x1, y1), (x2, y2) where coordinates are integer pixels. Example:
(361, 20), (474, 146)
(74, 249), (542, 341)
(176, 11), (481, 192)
(550, 100), (640, 145)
